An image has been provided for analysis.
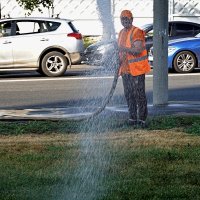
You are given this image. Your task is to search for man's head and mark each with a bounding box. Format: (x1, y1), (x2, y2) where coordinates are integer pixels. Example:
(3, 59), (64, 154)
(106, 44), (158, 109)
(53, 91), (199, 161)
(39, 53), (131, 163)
(120, 10), (133, 29)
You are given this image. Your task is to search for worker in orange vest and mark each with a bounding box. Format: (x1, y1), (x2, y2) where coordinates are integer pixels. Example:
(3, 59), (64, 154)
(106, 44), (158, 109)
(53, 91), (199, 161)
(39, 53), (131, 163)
(118, 9), (150, 127)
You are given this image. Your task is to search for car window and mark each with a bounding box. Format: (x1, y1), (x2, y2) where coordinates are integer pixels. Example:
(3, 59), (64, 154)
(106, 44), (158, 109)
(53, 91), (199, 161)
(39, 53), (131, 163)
(175, 23), (195, 36)
(141, 24), (152, 31)
(0, 22), (12, 37)
(46, 21), (61, 31)
(146, 29), (153, 37)
(145, 24), (172, 38)
(15, 20), (61, 35)
(193, 25), (200, 35)
(168, 24), (173, 36)
(16, 21), (40, 35)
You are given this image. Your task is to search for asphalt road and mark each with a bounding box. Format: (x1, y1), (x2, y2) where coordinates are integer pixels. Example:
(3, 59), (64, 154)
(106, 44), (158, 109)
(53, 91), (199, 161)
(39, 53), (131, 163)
(0, 65), (199, 109)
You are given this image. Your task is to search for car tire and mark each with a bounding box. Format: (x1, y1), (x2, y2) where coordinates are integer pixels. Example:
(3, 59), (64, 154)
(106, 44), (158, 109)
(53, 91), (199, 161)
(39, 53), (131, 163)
(41, 51), (68, 77)
(173, 51), (196, 73)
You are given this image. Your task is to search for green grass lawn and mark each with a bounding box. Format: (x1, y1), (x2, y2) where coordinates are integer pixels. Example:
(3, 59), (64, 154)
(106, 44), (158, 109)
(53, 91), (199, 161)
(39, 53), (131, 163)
(0, 116), (200, 200)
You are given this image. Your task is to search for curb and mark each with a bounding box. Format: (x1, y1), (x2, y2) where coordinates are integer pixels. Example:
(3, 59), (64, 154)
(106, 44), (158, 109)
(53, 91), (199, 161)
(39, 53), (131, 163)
(0, 102), (200, 121)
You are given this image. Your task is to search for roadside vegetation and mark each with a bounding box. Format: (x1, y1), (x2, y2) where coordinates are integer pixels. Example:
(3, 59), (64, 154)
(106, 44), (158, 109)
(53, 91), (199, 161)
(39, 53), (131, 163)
(83, 35), (101, 48)
(0, 116), (200, 200)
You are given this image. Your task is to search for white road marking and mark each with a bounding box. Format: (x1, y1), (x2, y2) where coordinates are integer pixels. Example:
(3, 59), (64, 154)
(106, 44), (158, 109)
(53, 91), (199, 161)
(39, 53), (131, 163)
(146, 73), (200, 78)
(0, 73), (199, 83)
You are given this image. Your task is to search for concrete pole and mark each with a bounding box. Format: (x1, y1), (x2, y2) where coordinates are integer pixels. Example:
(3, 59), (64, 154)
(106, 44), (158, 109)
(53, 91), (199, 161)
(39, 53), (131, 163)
(153, 0), (168, 105)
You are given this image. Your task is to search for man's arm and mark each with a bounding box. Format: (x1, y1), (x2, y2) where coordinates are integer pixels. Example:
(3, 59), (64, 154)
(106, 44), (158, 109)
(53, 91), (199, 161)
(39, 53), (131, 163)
(119, 40), (143, 56)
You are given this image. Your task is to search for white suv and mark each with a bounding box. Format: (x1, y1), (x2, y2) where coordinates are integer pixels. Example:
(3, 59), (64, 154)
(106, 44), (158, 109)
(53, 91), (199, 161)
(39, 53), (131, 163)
(0, 17), (85, 77)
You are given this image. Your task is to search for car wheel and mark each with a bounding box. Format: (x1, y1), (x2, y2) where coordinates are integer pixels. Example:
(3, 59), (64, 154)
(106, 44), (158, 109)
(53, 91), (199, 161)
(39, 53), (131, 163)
(41, 51), (68, 77)
(173, 51), (196, 73)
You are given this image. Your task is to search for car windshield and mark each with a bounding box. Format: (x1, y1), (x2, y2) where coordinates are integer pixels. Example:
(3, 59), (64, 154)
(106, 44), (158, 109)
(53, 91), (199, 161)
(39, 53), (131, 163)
(140, 23), (152, 31)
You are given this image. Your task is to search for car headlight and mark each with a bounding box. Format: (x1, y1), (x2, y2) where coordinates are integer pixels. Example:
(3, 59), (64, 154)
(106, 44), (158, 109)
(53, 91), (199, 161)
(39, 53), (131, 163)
(97, 45), (107, 53)
(168, 47), (177, 54)
(97, 43), (114, 54)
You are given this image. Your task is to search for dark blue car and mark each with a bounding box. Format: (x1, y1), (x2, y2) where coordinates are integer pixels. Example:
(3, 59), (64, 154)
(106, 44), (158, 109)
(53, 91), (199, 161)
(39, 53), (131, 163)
(148, 33), (200, 73)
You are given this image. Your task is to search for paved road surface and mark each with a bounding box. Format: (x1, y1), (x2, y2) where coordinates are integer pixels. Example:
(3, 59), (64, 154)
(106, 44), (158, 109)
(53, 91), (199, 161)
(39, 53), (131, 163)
(0, 66), (199, 110)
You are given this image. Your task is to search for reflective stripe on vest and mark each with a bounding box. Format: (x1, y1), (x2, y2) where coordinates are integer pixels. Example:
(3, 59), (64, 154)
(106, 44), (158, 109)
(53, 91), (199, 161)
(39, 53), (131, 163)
(128, 55), (148, 64)
(130, 28), (134, 46)
(129, 27), (147, 57)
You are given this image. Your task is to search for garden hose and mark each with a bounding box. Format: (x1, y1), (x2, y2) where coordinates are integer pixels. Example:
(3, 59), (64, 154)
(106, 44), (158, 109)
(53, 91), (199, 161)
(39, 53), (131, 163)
(66, 42), (120, 121)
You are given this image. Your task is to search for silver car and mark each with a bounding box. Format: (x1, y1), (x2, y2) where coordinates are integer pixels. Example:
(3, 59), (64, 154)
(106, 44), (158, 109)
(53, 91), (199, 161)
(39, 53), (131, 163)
(0, 17), (85, 77)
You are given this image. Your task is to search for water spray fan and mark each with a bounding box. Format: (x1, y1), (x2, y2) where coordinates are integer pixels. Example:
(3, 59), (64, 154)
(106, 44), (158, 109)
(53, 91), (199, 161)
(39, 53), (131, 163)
(66, 0), (119, 121)
(68, 42), (120, 121)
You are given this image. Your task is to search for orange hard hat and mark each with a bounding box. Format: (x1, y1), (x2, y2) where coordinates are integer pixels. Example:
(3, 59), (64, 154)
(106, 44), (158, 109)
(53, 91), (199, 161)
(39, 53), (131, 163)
(120, 10), (133, 19)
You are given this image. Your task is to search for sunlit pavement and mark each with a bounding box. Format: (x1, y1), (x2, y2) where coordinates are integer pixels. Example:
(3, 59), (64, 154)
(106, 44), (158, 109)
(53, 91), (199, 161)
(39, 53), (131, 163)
(0, 101), (200, 121)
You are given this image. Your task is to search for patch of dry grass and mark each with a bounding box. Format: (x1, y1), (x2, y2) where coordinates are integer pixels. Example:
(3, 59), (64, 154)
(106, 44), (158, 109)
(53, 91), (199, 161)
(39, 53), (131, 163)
(1, 129), (200, 152)
(106, 129), (200, 148)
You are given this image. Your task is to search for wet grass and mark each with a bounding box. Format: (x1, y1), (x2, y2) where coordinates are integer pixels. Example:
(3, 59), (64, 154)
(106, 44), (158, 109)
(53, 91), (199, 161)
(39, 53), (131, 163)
(0, 135), (79, 200)
(0, 116), (200, 199)
(0, 115), (199, 135)
(103, 146), (200, 200)
(148, 115), (200, 135)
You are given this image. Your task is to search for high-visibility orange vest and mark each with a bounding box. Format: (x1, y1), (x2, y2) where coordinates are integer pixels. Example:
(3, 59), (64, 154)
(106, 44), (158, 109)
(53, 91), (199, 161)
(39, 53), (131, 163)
(118, 26), (150, 76)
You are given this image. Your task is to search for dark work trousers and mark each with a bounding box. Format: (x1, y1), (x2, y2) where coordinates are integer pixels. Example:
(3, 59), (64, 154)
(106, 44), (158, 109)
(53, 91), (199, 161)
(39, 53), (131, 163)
(122, 73), (148, 121)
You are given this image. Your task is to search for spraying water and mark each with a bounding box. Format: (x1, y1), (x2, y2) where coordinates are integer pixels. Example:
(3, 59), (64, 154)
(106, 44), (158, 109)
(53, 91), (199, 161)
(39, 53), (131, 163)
(96, 0), (116, 40)
(55, 1), (119, 199)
